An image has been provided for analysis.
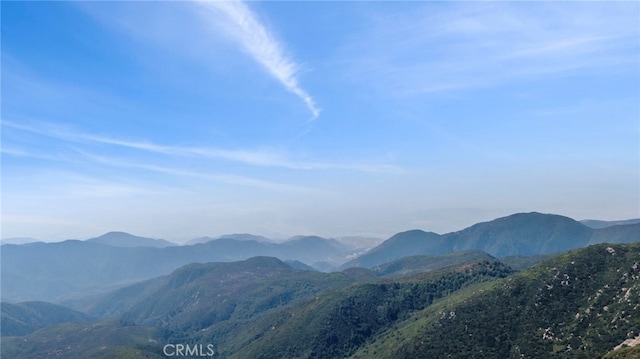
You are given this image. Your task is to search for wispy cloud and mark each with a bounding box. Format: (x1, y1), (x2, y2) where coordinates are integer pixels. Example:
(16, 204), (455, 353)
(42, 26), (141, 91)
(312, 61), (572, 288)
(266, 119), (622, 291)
(196, 0), (320, 119)
(2, 119), (401, 173)
(78, 151), (331, 194)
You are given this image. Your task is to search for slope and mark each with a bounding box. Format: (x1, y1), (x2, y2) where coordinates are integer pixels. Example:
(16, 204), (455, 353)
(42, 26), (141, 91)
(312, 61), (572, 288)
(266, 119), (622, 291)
(350, 242), (640, 358)
(1, 301), (94, 336)
(88, 256), (355, 331)
(371, 250), (495, 278)
(342, 230), (446, 268)
(221, 259), (513, 359)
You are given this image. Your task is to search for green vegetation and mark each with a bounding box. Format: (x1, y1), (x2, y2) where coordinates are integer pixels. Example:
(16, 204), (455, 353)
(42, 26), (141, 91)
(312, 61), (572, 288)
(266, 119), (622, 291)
(92, 257), (355, 331)
(351, 243), (640, 358)
(1, 301), (94, 336)
(218, 260), (512, 358)
(0, 320), (164, 359)
(372, 250), (495, 278)
(501, 253), (555, 271)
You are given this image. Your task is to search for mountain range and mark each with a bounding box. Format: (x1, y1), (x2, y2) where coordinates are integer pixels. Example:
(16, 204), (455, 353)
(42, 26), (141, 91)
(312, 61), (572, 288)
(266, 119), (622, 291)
(0, 235), (350, 304)
(2, 212), (639, 306)
(2, 242), (639, 358)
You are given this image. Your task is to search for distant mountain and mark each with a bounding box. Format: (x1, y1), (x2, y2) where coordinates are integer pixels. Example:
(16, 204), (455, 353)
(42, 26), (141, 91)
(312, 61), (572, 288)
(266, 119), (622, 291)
(186, 233), (272, 245)
(349, 242), (640, 358)
(1, 301), (93, 336)
(0, 237), (40, 245)
(334, 236), (384, 251)
(280, 235), (347, 264)
(86, 231), (176, 248)
(581, 218), (640, 229)
(589, 223), (640, 245)
(342, 230), (445, 268)
(1, 236), (347, 304)
(344, 212), (640, 268)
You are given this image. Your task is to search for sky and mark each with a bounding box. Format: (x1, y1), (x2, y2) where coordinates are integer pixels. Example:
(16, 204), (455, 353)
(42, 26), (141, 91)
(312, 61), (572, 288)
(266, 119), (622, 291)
(1, 1), (639, 242)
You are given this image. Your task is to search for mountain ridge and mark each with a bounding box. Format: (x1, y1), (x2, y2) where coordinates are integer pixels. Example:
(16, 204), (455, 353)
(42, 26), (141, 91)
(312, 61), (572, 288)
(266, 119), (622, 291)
(343, 212), (640, 268)
(87, 231), (177, 248)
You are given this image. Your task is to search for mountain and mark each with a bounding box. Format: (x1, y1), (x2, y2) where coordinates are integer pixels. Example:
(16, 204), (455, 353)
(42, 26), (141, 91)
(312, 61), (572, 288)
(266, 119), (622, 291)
(590, 223), (640, 245)
(342, 230), (446, 268)
(87, 257), (356, 329)
(1, 236), (347, 304)
(1, 301), (94, 336)
(581, 218), (640, 229)
(447, 212), (595, 256)
(349, 242), (640, 358)
(86, 231), (176, 248)
(344, 212), (640, 268)
(0, 237), (40, 245)
(280, 236), (347, 265)
(186, 233), (272, 245)
(334, 236), (384, 251)
(3, 212), (638, 306)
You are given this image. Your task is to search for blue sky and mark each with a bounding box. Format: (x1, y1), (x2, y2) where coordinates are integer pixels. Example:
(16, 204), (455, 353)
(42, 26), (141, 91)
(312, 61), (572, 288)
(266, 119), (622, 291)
(2, 1), (639, 242)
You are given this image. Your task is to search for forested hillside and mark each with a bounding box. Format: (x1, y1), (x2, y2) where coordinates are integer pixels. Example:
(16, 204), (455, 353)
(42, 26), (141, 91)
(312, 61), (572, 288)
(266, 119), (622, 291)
(350, 243), (640, 358)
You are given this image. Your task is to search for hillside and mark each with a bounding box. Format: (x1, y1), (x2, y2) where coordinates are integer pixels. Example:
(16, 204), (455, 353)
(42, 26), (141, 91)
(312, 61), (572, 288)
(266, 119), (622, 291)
(88, 257), (355, 329)
(371, 250), (495, 278)
(345, 212), (640, 268)
(220, 260), (513, 359)
(0, 320), (164, 359)
(1, 301), (94, 336)
(342, 230), (445, 268)
(350, 242), (640, 358)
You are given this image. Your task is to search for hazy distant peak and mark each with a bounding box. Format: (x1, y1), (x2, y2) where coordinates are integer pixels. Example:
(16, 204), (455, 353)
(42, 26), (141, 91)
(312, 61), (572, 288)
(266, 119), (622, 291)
(580, 218), (640, 229)
(217, 233), (272, 242)
(0, 237), (40, 245)
(186, 233), (272, 245)
(87, 232), (176, 248)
